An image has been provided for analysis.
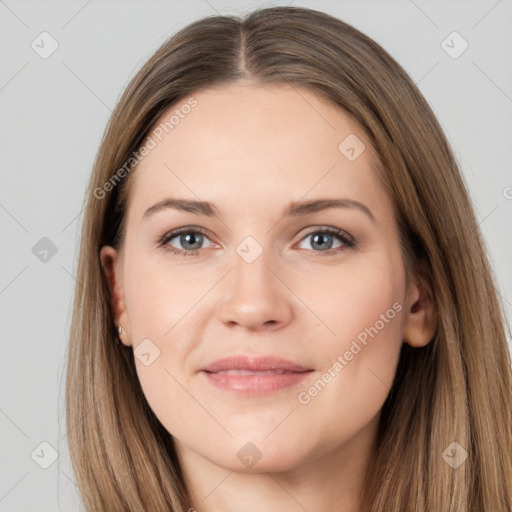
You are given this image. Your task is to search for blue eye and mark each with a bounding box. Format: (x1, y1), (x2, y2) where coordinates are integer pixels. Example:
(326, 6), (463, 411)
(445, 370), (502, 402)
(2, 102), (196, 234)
(158, 227), (213, 257)
(296, 227), (355, 253)
(158, 226), (356, 257)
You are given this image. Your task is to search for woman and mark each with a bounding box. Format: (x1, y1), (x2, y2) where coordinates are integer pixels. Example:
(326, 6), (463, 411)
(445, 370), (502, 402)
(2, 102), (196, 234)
(65, 6), (512, 511)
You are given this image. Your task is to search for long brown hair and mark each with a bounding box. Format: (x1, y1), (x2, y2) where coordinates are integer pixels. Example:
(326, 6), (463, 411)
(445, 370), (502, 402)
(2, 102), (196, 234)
(64, 6), (512, 511)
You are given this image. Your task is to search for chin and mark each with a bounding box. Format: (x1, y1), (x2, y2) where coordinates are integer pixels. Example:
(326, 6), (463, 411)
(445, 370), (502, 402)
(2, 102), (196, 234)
(201, 435), (314, 474)
(214, 452), (306, 474)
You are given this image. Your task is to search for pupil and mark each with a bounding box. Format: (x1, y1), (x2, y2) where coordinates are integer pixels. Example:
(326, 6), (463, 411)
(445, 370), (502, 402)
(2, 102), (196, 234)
(182, 233), (202, 250)
(312, 233), (332, 250)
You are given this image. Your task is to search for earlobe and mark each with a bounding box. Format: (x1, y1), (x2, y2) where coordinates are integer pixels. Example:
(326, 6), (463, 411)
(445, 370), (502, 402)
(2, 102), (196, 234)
(402, 277), (436, 348)
(99, 246), (133, 347)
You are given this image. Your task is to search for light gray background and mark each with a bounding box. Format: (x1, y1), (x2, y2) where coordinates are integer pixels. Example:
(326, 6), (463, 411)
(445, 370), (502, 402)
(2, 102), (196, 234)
(1, 1), (511, 510)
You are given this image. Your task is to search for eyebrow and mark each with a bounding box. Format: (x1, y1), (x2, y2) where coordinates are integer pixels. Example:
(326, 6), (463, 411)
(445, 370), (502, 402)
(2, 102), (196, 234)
(142, 197), (375, 223)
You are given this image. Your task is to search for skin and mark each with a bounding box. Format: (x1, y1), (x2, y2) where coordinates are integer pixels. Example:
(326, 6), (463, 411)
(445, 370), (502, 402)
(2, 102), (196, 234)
(101, 79), (435, 512)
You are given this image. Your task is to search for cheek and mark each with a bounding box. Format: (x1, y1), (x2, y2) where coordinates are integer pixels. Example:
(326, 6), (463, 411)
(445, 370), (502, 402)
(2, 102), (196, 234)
(122, 259), (206, 431)
(335, 262), (404, 378)
(124, 257), (201, 341)
(294, 260), (405, 436)
(301, 257), (404, 359)
(333, 270), (403, 359)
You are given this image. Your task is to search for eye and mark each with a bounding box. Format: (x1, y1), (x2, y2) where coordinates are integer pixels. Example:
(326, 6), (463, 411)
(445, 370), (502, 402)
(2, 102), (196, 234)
(158, 227), (214, 257)
(295, 227), (355, 255)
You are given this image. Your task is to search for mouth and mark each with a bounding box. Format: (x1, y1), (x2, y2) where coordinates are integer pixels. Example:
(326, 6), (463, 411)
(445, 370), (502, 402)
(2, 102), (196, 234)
(209, 369), (301, 375)
(199, 355), (314, 394)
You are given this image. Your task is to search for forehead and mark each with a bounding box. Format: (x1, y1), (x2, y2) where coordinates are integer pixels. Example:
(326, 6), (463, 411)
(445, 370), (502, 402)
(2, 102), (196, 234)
(126, 81), (387, 222)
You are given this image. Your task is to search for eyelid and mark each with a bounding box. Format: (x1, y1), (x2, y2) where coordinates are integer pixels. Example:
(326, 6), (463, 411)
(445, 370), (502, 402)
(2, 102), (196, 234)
(298, 225), (355, 244)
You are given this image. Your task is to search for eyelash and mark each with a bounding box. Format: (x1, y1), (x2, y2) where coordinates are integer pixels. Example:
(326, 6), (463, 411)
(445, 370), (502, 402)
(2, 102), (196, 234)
(157, 226), (356, 257)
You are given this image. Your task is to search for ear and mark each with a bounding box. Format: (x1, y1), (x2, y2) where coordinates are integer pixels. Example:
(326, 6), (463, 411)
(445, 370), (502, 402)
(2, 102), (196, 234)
(100, 245), (133, 347)
(402, 268), (436, 348)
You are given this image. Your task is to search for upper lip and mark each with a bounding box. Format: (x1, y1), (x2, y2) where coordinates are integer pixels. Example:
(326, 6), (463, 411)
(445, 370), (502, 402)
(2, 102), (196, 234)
(200, 355), (312, 373)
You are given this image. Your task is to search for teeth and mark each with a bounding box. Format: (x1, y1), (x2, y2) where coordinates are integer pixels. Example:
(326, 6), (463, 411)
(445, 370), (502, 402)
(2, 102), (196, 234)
(216, 369), (289, 375)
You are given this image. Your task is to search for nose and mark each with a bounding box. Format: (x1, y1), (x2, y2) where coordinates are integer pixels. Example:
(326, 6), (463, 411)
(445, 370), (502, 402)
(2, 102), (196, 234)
(218, 246), (294, 332)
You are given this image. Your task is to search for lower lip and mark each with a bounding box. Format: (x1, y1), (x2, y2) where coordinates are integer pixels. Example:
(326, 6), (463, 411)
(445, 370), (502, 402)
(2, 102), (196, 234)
(201, 371), (312, 394)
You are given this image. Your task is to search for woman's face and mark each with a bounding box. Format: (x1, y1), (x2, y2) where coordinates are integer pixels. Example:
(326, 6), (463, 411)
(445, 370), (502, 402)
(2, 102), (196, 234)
(101, 80), (429, 473)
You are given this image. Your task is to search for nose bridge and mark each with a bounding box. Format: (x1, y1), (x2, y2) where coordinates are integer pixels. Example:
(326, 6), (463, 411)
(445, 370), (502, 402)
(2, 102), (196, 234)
(218, 233), (292, 330)
(234, 236), (271, 287)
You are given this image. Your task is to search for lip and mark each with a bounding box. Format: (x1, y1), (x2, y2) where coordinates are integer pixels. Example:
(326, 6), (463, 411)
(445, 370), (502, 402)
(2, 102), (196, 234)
(199, 355), (314, 394)
(200, 355), (311, 373)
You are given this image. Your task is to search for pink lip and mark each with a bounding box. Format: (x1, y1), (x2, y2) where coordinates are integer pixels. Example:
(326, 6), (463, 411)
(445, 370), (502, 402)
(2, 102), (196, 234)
(199, 355), (314, 394)
(200, 355), (311, 373)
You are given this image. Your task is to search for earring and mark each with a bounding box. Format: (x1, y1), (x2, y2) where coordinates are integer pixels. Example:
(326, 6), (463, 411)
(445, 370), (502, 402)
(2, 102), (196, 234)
(116, 325), (123, 344)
